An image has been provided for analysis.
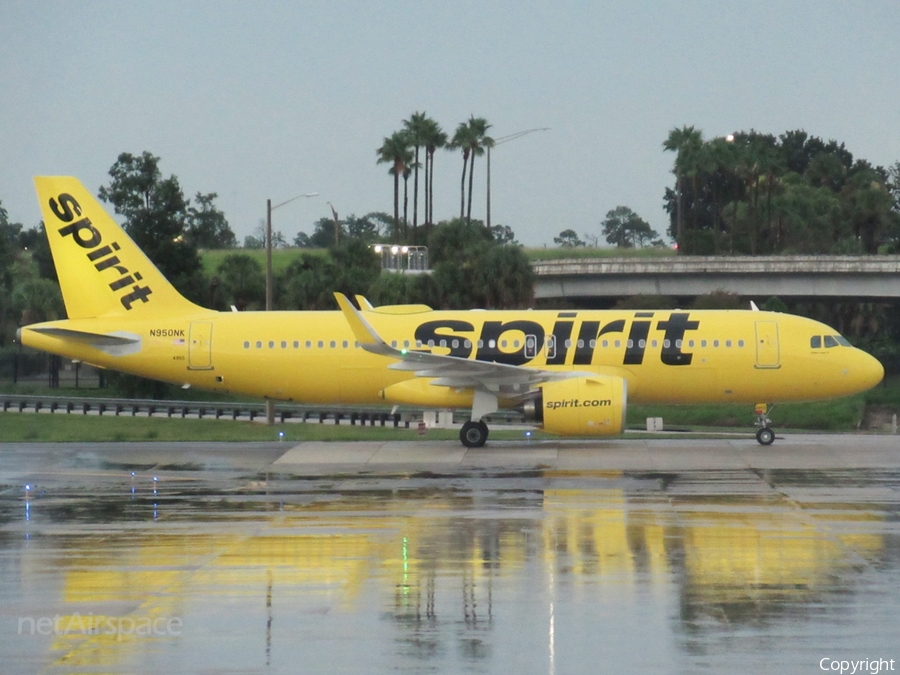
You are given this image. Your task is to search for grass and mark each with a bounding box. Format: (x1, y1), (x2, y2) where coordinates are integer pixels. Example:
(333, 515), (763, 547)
(200, 247), (327, 277)
(0, 413), (545, 443)
(629, 396), (868, 432)
(627, 377), (899, 431)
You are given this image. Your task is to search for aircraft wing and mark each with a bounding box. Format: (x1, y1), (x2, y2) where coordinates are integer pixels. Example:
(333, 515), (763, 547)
(334, 293), (573, 408)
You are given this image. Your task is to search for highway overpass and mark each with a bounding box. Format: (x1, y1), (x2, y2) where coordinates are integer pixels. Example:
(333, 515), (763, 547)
(532, 255), (900, 304)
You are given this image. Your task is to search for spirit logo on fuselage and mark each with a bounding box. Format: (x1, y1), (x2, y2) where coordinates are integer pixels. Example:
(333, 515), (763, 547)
(48, 193), (153, 310)
(414, 311), (700, 367)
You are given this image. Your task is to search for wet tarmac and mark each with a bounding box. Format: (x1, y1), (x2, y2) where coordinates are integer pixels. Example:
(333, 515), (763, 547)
(1, 436), (899, 674)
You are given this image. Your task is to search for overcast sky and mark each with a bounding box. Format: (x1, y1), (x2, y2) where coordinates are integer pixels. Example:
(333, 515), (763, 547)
(2, 1), (899, 247)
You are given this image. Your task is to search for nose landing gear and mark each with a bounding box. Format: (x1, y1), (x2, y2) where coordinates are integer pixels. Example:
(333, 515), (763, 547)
(754, 403), (775, 445)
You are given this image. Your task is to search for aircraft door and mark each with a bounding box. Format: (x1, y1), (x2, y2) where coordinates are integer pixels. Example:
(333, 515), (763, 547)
(188, 322), (214, 370)
(754, 321), (780, 369)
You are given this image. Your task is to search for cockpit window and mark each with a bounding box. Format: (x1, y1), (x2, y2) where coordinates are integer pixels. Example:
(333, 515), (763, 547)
(835, 336), (851, 347)
(824, 335), (839, 348)
(810, 336), (822, 349)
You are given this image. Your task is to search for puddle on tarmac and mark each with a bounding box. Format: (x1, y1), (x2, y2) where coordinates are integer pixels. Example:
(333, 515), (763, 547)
(1, 467), (898, 674)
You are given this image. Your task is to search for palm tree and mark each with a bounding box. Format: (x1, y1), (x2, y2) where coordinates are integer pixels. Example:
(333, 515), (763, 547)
(450, 122), (475, 220)
(450, 116), (494, 223)
(663, 125), (703, 248)
(403, 111), (428, 243)
(376, 131), (412, 241)
(465, 116), (493, 223)
(420, 118), (447, 234)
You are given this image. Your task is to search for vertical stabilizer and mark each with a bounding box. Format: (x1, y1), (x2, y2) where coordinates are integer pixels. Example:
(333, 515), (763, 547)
(33, 176), (205, 319)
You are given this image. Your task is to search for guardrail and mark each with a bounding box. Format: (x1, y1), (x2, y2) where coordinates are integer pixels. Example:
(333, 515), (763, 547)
(1, 395), (407, 427)
(0, 395), (525, 428)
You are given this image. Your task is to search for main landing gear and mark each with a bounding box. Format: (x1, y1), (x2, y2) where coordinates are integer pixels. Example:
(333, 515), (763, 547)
(754, 403), (775, 446)
(460, 420), (489, 448)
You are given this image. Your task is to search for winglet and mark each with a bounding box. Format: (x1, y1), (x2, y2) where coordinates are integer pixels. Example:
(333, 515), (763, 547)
(355, 295), (375, 311)
(334, 292), (394, 356)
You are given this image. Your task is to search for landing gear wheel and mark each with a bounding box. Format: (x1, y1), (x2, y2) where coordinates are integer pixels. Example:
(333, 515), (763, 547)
(460, 420), (489, 448)
(756, 427), (775, 446)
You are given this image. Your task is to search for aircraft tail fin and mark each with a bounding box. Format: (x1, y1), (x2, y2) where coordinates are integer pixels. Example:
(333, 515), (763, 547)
(33, 176), (205, 320)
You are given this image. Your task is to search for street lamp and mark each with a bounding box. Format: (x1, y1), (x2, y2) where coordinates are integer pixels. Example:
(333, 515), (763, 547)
(486, 127), (549, 229)
(266, 192), (318, 310)
(265, 191), (317, 424)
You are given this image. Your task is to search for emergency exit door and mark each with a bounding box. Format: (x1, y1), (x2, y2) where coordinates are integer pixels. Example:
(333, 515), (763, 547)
(754, 321), (780, 369)
(188, 322), (214, 370)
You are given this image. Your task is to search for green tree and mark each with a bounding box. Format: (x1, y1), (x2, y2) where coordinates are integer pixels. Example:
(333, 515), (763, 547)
(376, 131), (413, 241)
(450, 121), (476, 220)
(842, 167), (895, 253)
(600, 206), (657, 247)
(305, 217), (345, 248)
(769, 173), (841, 253)
(186, 192), (236, 249)
(345, 213), (388, 242)
(98, 152), (205, 302)
(403, 111), (429, 241)
(366, 272), (417, 306)
(420, 117), (447, 234)
(424, 218), (528, 309)
(427, 217), (494, 266)
(663, 125), (703, 246)
(243, 234), (264, 249)
(278, 255), (335, 310)
(490, 224), (518, 245)
(214, 253), (265, 310)
(13, 277), (65, 325)
(450, 116), (494, 223)
(475, 245), (533, 308)
(0, 203), (23, 341)
(553, 229), (585, 248)
(329, 240), (382, 296)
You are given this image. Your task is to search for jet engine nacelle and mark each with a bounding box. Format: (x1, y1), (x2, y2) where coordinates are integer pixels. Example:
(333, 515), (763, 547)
(532, 375), (627, 437)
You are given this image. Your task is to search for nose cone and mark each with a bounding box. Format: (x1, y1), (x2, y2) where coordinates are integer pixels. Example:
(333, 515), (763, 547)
(854, 349), (884, 392)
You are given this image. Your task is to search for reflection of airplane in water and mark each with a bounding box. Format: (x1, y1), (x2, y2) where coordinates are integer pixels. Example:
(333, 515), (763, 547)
(26, 474), (885, 669)
(20, 177), (884, 446)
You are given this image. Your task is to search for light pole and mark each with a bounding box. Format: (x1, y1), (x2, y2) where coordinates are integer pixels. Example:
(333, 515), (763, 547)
(486, 127), (549, 229)
(265, 191), (318, 424)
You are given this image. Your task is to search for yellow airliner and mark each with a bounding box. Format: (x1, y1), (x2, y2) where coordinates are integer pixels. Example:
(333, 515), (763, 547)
(19, 177), (884, 447)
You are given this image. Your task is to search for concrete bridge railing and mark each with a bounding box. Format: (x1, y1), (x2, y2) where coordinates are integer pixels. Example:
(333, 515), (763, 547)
(532, 255), (900, 300)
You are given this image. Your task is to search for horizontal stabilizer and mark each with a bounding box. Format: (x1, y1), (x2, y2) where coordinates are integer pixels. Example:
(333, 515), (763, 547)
(28, 327), (142, 357)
